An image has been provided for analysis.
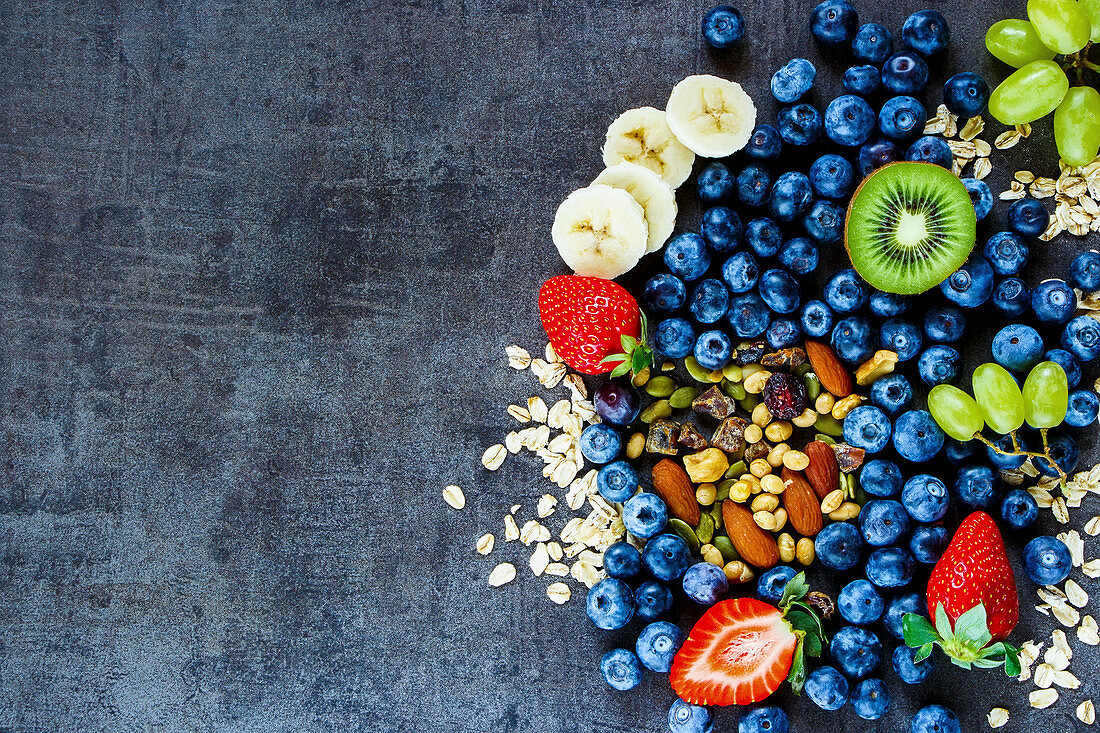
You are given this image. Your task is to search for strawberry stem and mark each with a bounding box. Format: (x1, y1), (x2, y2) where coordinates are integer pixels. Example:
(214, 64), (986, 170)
(601, 309), (654, 378)
(903, 604), (1020, 676)
(777, 572), (828, 695)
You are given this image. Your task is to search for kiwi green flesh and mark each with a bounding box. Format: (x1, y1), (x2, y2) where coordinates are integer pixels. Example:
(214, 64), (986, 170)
(845, 162), (977, 295)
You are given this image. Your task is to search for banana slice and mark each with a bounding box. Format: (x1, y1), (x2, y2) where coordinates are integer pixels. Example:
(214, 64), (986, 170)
(666, 74), (757, 159)
(593, 162), (678, 254)
(552, 184), (648, 279)
(602, 107), (696, 189)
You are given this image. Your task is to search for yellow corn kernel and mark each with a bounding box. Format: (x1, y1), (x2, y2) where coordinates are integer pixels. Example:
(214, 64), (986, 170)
(752, 402), (773, 426)
(626, 432), (646, 460)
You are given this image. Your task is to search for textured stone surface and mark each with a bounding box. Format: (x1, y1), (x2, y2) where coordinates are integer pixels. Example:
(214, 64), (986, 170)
(1, 1), (1099, 731)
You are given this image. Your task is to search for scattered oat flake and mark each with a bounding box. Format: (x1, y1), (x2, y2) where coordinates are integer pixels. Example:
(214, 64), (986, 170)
(1084, 559), (1100, 578)
(1080, 700), (1097, 725)
(506, 345), (532, 370)
(443, 485), (466, 510)
(488, 563), (517, 587)
(504, 514), (520, 541)
(504, 431), (521, 454)
(1016, 170), (1036, 183)
(1066, 579), (1088, 607)
(537, 494), (558, 518)
(528, 396), (548, 423)
(960, 116), (984, 141)
(1082, 516), (1099, 536)
(482, 444), (507, 471)
(1034, 662), (1055, 688)
(996, 130), (1022, 149)
(1053, 603), (1081, 627)
(1017, 123), (1032, 137)
(544, 342), (561, 363)
(1060, 530), (1086, 566)
(545, 562), (569, 577)
(987, 708), (1009, 728)
(476, 533), (495, 555)
(529, 542), (550, 576)
(974, 157), (992, 180)
(1052, 496), (1070, 523)
(1052, 669), (1080, 689)
(546, 582), (571, 604)
(1030, 688), (1059, 709)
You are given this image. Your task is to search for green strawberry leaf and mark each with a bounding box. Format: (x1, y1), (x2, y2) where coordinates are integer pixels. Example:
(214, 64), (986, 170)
(903, 614), (939, 648)
(786, 633), (807, 695)
(1003, 645), (1022, 677)
(632, 348), (651, 377)
(934, 603), (954, 640)
(784, 608), (817, 635)
(620, 335), (637, 354)
(802, 630), (824, 659)
(779, 572), (810, 607)
(914, 643), (934, 664)
(972, 657), (1003, 669)
(953, 604), (993, 650)
(609, 361), (631, 379)
(600, 353), (624, 365)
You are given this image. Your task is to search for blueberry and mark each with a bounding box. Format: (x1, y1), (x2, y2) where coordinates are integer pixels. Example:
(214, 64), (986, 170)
(601, 648), (643, 691)
(985, 432), (1027, 470)
(597, 461), (638, 503)
(923, 305), (966, 343)
(636, 620), (684, 673)
(893, 410), (944, 462)
(682, 561), (729, 606)
(779, 237), (819, 276)
(906, 135), (953, 168)
(815, 521), (864, 571)
(777, 104), (823, 147)
(745, 217), (783, 257)
(878, 95), (926, 140)
(992, 278), (1030, 318)
(880, 319), (922, 361)
(872, 366), (914, 408)
(825, 94), (876, 146)
(702, 5), (745, 48)
(1008, 198), (1050, 238)
(1000, 488), (1039, 530)
(694, 329), (733, 370)
(945, 438), (978, 464)
(1046, 348), (1082, 387)
(757, 565), (798, 604)
(643, 532), (692, 581)
(902, 474), (949, 522)
(963, 178), (994, 221)
(954, 464), (998, 510)
(892, 644), (933, 684)
(917, 345), (960, 386)
(665, 233), (712, 281)
(884, 592), (927, 640)
(824, 268), (868, 313)
(852, 22), (893, 63)
(843, 64), (881, 95)
(746, 124), (783, 162)
(696, 161), (735, 203)
(857, 138), (900, 176)
(769, 171), (814, 221)
(800, 299), (834, 338)
(861, 459), (902, 497)
(911, 705), (961, 733)
(852, 678), (890, 720)
(1022, 536), (1073, 585)
(869, 291), (910, 317)
(802, 199), (845, 243)
(860, 499), (910, 547)
(1035, 432), (1079, 477)
(939, 256), (994, 307)
(1066, 389), (1099, 427)
(983, 231), (1029, 275)
(586, 578), (636, 630)
(593, 381), (641, 425)
(1032, 279), (1076, 324)
(992, 323), (1044, 372)
(867, 547), (915, 588)
(655, 317), (696, 358)
(805, 665), (850, 710)
(766, 318), (802, 349)
(737, 707), (788, 733)
(736, 166), (772, 209)
(635, 581), (674, 621)
(831, 625), (883, 678)
(690, 279), (731, 324)
(624, 493), (669, 539)
(844, 405), (892, 454)
(839, 579), (885, 625)
(831, 316), (876, 364)
(1062, 315), (1100, 361)
(645, 274), (688, 312)
(771, 58), (817, 103)
(809, 154), (855, 199)
(1070, 250), (1100, 290)
(603, 541), (642, 579)
(909, 526), (949, 564)
(580, 424), (622, 464)
(810, 0), (858, 45)
(882, 52), (929, 94)
(670, 698), (715, 733)
(722, 251), (760, 294)
(943, 71), (989, 117)
(902, 9), (950, 56)
(758, 269), (800, 314)
(728, 294), (771, 338)
(702, 206), (744, 251)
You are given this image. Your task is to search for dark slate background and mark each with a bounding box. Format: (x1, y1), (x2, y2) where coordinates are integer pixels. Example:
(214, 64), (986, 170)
(1, 0), (1099, 731)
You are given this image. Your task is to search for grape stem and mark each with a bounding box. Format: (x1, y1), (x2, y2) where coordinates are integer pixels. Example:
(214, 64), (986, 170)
(971, 430), (1067, 485)
(1060, 43), (1100, 77)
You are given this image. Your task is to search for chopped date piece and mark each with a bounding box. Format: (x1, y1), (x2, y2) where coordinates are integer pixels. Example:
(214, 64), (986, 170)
(646, 420), (680, 455)
(735, 340), (767, 365)
(761, 347), (808, 369)
(692, 385), (736, 419)
(744, 440), (773, 463)
(833, 443), (866, 473)
(711, 416), (750, 453)
(678, 422), (710, 450)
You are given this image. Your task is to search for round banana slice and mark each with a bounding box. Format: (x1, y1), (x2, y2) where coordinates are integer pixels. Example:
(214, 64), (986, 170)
(552, 184), (648, 279)
(593, 162), (678, 254)
(602, 107), (696, 189)
(666, 74), (757, 159)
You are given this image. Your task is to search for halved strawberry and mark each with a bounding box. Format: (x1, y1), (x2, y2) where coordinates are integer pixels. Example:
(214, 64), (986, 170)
(670, 575), (825, 706)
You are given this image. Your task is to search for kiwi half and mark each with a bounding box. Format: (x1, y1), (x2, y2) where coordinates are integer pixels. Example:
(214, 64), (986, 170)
(845, 162), (977, 295)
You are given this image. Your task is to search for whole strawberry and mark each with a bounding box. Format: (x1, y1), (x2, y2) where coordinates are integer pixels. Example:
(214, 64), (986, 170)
(902, 511), (1021, 675)
(539, 275), (652, 376)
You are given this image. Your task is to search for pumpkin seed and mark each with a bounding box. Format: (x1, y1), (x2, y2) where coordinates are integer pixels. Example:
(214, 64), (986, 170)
(739, 394), (759, 412)
(793, 363), (813, 378)
(711, 535), (739, 563)
(814, 413), (844, 437)
(804, 373), (822, 401)
(639, 399), (673, 424)
(814, 433), (837, 445)
(645, 376), (677, 398)
(722, 363), (743, 381)
(669, 386), (700, 409)
(715, 479), (734, 502)
(710, 502), (723, 529)
(668, 518), (701, 552)
(685, 356), (716, 383)
(695, 513), (716, 544)
(722, 380), (747, 400)
(724, 460), (748, 479)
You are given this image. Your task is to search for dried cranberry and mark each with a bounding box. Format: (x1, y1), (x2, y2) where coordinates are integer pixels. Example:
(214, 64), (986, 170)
(762, 372), (808, 420)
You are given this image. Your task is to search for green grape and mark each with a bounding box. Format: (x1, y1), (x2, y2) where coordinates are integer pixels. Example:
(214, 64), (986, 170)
(928, 384), (986, 442)
(988, 60), (1070, 125)
(1055, 86), (1100, 166)
(972, 363), (1026, 434)
(986, 19), (1059, 66)
(1023, 361), (1069, 428)
(1079, 0), (1100, 41)
(1028, 0), (1093, 52)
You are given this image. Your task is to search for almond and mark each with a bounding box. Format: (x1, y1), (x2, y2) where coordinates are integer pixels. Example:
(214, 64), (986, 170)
(781, 468), (823, 537)
(722, 500), (780, 569)
(651, 459), (701, 525)
(803, 440), (840, 500)
(805, 340), (853, 397)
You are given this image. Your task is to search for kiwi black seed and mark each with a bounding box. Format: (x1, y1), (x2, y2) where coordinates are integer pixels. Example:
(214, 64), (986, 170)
(845, 162), (977, 295)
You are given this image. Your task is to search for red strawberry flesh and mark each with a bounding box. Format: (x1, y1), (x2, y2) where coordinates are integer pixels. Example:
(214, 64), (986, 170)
(538, 275), (641, 375)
